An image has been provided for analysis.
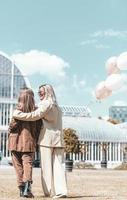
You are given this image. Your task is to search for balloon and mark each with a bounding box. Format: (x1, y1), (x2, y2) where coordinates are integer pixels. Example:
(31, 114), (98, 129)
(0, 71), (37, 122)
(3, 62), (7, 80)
(95, 81), (112, 100)
(95, 88), (112, 100)
(96, 81), (105, 90)
(105, 56), (120, 75)
(119, 52), (127, 57)
(117, 53), (127, 70)
(105, 74), (124, 91)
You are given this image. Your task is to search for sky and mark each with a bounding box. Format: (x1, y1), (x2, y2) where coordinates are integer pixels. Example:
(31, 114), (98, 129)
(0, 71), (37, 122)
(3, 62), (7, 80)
(0, 0), (127, 117)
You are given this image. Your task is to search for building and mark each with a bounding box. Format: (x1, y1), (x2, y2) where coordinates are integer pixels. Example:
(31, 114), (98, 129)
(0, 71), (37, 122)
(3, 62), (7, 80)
(109, 106), (127, 123)
(63, 116), (127, 168)
(0, 52), (30, 158)
(61, 105), (91, 117)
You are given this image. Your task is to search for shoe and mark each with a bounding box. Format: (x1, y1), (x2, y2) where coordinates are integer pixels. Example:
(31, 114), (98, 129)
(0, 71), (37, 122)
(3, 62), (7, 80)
(23, 181), (34, 198)
(52, 194), (67, 199)
(18, 185), (25, 197)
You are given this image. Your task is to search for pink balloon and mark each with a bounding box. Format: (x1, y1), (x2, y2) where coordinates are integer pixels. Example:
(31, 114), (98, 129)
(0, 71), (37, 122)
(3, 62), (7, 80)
(106, 56), (120, 75)
(95, 82), (112, 100)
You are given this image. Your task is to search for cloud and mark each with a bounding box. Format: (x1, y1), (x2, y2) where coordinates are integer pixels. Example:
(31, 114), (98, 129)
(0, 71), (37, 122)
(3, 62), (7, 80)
(54, 84), (66, 99)
(113, 100), (127, 106)
(91, 89), (96, 99)
(91, 29), (127, 39)
(95, 44), (110, 49)
(80, 29), (127, 51)
(72, 75), (86, 90)
(79, 80), (86, 87)
(80, 39), (110, 49)
(10, 50), (69, 78)
(80, 39), (97, 46)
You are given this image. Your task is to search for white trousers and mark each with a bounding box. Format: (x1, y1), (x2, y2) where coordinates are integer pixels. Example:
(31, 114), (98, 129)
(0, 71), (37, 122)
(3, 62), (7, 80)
(40, 146), (67, 196)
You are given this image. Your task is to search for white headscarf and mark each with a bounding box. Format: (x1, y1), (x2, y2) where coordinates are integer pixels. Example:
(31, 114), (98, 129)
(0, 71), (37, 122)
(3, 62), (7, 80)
(42, 84), (58, 105)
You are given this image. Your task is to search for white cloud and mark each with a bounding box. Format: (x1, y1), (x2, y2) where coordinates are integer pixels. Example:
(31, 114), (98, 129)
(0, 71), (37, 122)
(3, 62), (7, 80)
(79, 80), (86, 87)
(91, 29), (127, 38)
(80, 39), (110, 49)
(95, 44), (110, 49)
(91, 89), (96, 99)
(10, 50), (69, 78)
(54, 84), (66, 99)
(72, 75), (78, 90)
(72, 75), (86, 90)
(113, 100), (127, 106)
(80, 39), (97, 46)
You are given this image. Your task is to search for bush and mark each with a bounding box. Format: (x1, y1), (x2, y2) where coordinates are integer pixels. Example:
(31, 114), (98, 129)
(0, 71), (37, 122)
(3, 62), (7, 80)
(63, 128), (79, 160)
(115, 163), (127, 170)
(74, 161), (94, 169)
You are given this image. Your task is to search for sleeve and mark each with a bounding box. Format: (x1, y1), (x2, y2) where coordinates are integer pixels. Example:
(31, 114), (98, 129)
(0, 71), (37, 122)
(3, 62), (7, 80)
(13, 100), (52, 121)
(8, 118), (20, 133)
(35, 119), (43, 142)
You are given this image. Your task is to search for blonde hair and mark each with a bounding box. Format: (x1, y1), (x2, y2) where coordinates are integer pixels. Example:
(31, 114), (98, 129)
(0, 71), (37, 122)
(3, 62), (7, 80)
(39, 84), (57, 105)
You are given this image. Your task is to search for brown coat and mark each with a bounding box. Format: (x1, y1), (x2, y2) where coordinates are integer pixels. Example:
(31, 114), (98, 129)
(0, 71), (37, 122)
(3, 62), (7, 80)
(8, 118), (42, 152)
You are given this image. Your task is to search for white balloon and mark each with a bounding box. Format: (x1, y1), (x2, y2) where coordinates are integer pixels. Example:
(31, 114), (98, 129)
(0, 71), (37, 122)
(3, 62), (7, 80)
(96, 81), (105, 90)
(117, 53), (127, 70)
(95, 88), (112, 100)
(105, 56), (120, 75)
(105, 74), (124, 90)
(95, 81), (112, 100)
(119, 52), (127, 57)
(106, 56), (117, 68)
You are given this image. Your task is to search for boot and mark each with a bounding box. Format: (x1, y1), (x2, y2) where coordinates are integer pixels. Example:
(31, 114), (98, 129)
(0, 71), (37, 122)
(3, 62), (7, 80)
(18, 185), (25, 197)
(23, 181), (34, 198)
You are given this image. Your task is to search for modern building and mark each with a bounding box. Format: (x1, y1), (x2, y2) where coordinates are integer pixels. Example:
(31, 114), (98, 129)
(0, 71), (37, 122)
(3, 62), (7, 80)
(63, 116), (127, 168)
(109, 106), (127, 123)
(61, 105), (91, 117)
(0, 52), (30, 158)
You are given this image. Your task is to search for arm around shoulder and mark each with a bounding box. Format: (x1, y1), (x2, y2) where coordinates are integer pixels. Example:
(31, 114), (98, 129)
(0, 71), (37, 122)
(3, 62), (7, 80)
(13, 100), (52, 121)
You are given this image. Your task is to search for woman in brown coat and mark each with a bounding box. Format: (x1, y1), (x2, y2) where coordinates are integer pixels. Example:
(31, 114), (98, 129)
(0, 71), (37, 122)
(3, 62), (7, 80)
(8, 88), (42, 198)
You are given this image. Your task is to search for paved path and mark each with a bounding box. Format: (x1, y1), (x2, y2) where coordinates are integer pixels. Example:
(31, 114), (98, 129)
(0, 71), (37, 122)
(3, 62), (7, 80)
(0, 166), (127, 200)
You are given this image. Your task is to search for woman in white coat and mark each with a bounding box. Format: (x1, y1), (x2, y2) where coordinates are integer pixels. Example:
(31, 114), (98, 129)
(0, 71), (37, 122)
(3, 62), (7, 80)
(13, 84), (67, 199)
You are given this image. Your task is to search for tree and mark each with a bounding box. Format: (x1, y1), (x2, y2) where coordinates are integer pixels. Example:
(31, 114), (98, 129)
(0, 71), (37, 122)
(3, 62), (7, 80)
(63, 128), (79, 160)
(78, 143), (88, 154)
(107, 118), (120, 124)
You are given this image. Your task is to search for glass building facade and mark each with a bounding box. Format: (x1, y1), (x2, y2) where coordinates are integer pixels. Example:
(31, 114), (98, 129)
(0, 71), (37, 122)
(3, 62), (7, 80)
(0, 52), (30, 157)
(63, 116), (127, 168)
(109, 106), (127, 123)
